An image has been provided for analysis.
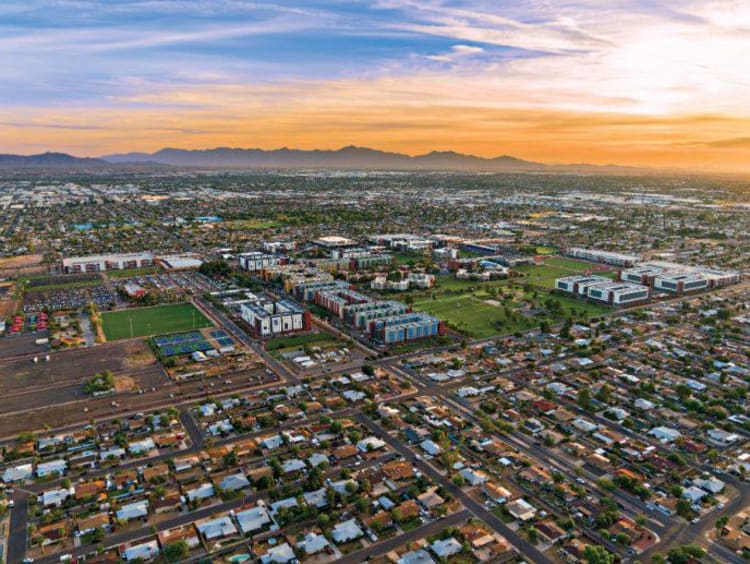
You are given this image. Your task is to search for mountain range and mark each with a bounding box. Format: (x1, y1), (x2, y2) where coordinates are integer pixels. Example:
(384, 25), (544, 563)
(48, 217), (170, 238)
(0, 146), (643, 174)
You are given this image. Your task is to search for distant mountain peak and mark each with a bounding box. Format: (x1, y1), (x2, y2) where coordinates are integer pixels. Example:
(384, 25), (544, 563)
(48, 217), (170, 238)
(0, 145), (646, 174)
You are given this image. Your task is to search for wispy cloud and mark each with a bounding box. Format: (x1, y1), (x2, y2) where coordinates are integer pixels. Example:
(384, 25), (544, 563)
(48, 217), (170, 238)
(0, 0), (749, 170)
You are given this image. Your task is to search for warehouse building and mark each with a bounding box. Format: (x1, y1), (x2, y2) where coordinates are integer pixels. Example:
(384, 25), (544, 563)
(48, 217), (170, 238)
(62, 252), (155, 273)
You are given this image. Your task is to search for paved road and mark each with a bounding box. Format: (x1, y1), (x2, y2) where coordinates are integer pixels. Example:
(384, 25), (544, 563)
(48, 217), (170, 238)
(7, 490), (29, 564)
(355, 412), (553, 564)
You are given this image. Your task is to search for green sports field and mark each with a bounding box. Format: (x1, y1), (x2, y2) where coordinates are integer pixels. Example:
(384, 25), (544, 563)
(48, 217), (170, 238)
(101, 303), (212, 341)
(514, 256), (615, 289)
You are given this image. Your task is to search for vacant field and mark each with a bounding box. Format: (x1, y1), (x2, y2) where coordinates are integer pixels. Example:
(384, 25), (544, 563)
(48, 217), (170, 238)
(101, 303), (212, 340)
(266, 332), (340, 351)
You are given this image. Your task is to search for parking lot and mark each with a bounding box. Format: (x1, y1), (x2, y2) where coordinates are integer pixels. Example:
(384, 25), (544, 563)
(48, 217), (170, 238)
(114, 271), (224, 298)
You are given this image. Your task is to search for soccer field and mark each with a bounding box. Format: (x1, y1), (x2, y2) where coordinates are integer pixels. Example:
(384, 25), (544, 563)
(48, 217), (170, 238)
(101, 303), (213, 341)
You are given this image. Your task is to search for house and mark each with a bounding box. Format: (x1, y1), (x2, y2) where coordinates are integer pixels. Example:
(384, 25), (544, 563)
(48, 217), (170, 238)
(128, 438), (156, 456)
(158, 525), (201, 550)
(417, 488), (445, 509)
(506, 498), (537, 521)
(682, 486), (707, 505)
(76, 512), (111, 535)
(394, 499), (420, 521)
(303, 488), (328, 509)
(482, 482), (513, 504)
(281, 459), (307, 474)
(460, 467), (489, 486)
(270, 496), (299, 515)
(197, 516), (238, 540)
(333, 444), (359, 459)
(41, 487), (74, 507)
(122, 540), (160, 562)
(398, 549), (436, 564)
(693, 477), (725, 495)
(297, 532), (331, 555)
(357, 436), (386, 452)
(536, 520), (568, 544)
(186, 482), (214, 501)
(236, 505), (272, 535)
(431, 537), (463, 558)
(36, 459), (67, 478)
(219, 472), (251, 492)
(331, 479), (358, 495)
(382, 460), (414, 481)
(308, 453), (329, 468)
(331, 518), (364, 543)
(260, 542), (297, 563)
(420, 439), (443, 456)
(116, 500), (149, 522)
(2, 463), (33, 483)
(649, 426), (681, 443)
(707, 428), (739, 446)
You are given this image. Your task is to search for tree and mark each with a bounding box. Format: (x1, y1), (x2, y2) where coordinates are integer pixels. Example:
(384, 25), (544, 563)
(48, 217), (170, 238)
(578, 387), (592, 411)
(583, 545), (614, 564)
(667, 545), (705, 563)
(164, 540), (189, 562)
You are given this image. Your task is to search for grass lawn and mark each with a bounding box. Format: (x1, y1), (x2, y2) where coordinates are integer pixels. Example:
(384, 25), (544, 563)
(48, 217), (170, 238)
(107, 266), (161, 279)
(266, 332), (340, 351)
(412, 293), (532, 338)
(391, 252), (425, 265)
(26, 279), (102, 292)
(535, 246), (557, 255)
(222, 219), (279, 230)
(541, 256), (598, 270)
(410, 282), (610, 339)
(514, 256), (602, 289)
(101, 303), (212, 340)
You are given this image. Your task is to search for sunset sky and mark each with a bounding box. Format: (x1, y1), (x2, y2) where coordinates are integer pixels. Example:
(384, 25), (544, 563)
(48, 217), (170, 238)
(1, 0), (750, 171)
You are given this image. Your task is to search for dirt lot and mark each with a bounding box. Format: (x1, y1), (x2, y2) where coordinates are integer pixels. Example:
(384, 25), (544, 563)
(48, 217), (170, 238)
(0, 340), (168, 424)
(0, 364), (277, 439)
(0, 254), (46, 278)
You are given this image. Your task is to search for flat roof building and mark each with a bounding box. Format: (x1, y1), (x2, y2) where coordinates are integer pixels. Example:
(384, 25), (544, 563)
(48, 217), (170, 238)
(62, 252), (155, 273)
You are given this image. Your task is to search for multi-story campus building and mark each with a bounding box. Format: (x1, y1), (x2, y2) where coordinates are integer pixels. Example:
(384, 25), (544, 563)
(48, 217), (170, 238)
(556, 275), (649, 305)
(566, 248), (640, 267)
(240, 298), (311, 337)
(238, 252), (286, 273)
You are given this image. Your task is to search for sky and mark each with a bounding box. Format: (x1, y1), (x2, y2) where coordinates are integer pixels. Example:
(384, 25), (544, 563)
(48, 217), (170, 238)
(1, 0), (749, 171)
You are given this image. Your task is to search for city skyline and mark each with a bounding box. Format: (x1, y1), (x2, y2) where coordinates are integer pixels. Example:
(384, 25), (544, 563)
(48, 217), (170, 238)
(1, 0), (750, 171)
